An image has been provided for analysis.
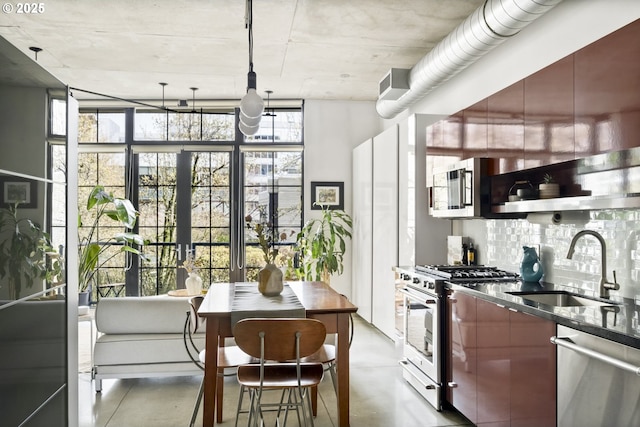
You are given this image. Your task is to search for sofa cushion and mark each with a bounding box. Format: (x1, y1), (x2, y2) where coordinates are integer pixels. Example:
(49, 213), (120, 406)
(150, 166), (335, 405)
(94, 333), (205, 365)
(95, 296), (191, 334)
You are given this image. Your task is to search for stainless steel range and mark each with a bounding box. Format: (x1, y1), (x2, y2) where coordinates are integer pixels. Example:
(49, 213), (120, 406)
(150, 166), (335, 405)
(398, 265), (519, 410)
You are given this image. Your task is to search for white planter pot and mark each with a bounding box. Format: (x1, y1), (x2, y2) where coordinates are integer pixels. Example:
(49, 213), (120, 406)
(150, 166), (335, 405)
(185, 273), (203, 295)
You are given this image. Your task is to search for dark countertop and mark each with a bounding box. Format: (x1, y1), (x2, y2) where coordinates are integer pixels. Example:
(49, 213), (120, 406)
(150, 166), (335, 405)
(447, 280), (640, 349)
(395, 266), (640, 348)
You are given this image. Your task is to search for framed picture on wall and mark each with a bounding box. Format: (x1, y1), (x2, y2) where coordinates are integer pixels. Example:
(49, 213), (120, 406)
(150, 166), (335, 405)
(0, 177), (37, 208)
(311, 181), (344, 210)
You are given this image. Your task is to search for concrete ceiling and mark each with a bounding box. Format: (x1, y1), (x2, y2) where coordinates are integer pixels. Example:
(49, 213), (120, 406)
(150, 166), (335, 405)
(0, 0), (484, 103)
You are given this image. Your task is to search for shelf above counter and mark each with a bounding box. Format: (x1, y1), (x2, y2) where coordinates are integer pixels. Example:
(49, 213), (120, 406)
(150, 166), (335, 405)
(492, 193), (640, 214)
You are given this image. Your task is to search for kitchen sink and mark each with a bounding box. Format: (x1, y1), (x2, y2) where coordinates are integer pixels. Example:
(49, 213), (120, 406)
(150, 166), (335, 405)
(507, 291), (618, 307)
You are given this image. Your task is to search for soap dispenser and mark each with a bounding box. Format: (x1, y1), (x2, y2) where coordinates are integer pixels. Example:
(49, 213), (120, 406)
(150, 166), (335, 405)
(520, 246), (543, 282)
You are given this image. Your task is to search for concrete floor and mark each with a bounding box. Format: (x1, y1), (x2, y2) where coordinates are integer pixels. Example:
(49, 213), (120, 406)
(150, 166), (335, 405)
(78, 316), (472, 427)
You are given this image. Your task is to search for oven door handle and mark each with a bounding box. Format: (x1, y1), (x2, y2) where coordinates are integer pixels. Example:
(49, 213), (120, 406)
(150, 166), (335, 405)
(400, 288), (438, 305)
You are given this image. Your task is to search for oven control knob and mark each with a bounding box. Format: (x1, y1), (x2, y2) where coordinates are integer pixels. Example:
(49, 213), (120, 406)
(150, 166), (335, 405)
(402, 274), (410, 280)
(412, 277), (421, 284)
(427, 282), (435, 290)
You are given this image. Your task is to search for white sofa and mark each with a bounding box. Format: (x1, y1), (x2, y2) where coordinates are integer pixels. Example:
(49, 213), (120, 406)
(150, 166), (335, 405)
(93, 296), (204, 392)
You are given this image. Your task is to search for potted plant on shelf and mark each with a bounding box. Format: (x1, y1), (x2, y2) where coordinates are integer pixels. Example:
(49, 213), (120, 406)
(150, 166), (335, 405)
(539, 173), (560, 199)
(78, 186), (148, 305)
(295, 204), (352, 286)
(0, 203), (61, 299)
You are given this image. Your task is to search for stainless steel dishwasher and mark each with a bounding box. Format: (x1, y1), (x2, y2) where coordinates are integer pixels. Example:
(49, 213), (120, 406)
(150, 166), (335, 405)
(552, 325), (640, 426)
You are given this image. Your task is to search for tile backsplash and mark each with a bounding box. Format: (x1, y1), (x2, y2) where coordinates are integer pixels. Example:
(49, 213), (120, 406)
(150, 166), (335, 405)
(470, 210), (640, 300)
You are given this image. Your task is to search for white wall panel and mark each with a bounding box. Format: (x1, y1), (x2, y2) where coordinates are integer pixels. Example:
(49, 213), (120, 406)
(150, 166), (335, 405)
(303, 100), (382, 298)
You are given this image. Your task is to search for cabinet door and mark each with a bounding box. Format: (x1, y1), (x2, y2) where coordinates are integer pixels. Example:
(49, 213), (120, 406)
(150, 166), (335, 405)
(488, 81), (525, 174)
(447, 293), (557, 427)
(574, 19), (640, 155)
(510, 310), (556, 427)
(371, 125), (398, 339)
(351, 139), (373, 323)
(463, 99), (488, 160)
(476, 298), (510, 425)
(524, 56), (575, 168)
(446, 290), (478, 423)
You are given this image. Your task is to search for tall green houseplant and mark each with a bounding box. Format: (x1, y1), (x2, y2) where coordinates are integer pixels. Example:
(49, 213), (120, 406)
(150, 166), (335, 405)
(0, 203), (60, 299)
(296, 205), (352, 285)
(78, 186), (148, 299)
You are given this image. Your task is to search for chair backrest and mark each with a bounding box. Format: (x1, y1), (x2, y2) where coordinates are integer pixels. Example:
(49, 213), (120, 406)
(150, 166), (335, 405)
(233, 318), (326, 362)
(183, 296), (205, 370)
(188, 296), (205, 334)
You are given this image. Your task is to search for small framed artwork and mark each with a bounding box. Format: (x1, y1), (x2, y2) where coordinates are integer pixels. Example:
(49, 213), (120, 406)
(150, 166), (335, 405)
(0, 177), (37, 209)
(310, 181), (344, 210)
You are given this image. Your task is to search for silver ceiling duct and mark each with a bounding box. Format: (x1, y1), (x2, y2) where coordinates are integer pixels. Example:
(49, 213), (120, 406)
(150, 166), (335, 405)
(376, 0), (563, 119)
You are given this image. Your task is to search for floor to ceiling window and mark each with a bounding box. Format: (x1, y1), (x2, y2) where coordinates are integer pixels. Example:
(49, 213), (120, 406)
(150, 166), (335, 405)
(77, 103), (303, 298)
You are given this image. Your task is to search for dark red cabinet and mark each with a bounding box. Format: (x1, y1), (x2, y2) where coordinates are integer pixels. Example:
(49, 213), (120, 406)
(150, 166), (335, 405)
(488, 81), (525, 174)
(429, 19), (640, 181)
(446, 290), (556, 426)
(447, 290), (478, 422)
(510, 309), (556, 426)
(524, 55), (575, 168)
(574, 18), (640, 155)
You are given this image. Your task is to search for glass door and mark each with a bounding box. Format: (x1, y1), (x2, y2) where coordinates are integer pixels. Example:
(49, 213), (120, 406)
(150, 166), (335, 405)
(242, 149), (303, 281)
(188, 150), (232, 285)
(137, 149), (233, 295)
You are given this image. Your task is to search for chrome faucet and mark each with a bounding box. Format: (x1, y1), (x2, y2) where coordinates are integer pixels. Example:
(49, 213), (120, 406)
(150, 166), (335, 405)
(566, 230), (619, 299)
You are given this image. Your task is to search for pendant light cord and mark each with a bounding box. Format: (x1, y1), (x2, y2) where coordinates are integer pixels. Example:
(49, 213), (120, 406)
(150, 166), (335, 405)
(246, 0), (254, 73)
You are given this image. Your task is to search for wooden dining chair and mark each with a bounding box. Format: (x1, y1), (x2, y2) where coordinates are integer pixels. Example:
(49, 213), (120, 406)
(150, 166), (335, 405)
(184, 296), (254, 426)
(233, 318), (327, 427)
(304, 298), (354, 410)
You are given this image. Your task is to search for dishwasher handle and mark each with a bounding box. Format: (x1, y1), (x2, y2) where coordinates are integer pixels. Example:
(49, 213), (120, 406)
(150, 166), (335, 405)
(551, 335), (640, 376)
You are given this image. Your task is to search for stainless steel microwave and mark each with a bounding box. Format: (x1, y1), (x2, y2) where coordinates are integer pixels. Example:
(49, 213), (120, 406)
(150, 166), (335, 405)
(429, 158), (490, 218)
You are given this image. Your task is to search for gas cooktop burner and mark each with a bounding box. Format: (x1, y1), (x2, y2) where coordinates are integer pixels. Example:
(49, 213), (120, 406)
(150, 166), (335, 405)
(415, 265), (519, 281)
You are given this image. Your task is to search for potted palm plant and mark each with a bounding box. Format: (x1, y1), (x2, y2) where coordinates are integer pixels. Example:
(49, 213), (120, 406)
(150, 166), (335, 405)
(78, 186), (148, 305)
(295, 205), (352, 285)
(0, 203), (60, 299)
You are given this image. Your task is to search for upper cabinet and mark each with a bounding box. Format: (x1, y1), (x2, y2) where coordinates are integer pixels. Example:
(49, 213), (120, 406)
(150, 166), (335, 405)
(524, 56), (575, 169)
(463, 99), (489, 160)
(574, 18), (640, 155)
(427, 18), (640, 216)
(488, 81), (524, 174)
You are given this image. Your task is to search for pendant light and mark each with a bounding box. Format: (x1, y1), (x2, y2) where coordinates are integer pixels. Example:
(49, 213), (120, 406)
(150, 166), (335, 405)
(239, 0), (263, 136)
(190, 87), (198, 112)
(159, 82), (167, 108)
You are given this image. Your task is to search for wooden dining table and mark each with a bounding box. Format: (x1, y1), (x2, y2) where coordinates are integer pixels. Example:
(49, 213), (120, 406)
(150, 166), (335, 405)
(197, 281), (358, 427)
